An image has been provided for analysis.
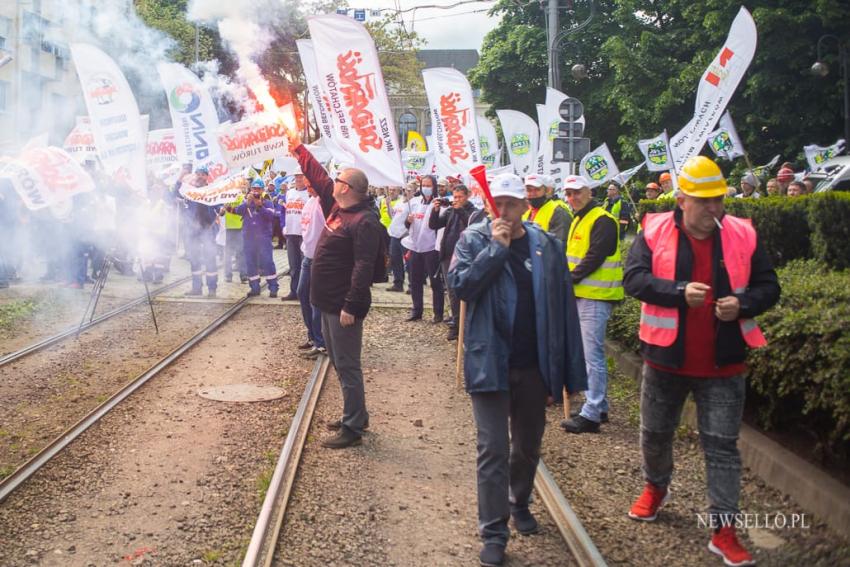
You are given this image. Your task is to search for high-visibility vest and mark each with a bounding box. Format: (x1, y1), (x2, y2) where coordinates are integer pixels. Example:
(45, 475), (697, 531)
(607, 198), (622, 220)
(522, 199), (560, 231)
(638, 211), (767, 348)
(225, 194), (244, 230)
(567, 206), (624, 300)
(379, 198), (397, 229)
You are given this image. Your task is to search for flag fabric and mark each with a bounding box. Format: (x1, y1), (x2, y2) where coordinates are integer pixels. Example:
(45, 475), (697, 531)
(216, 112), (292, 170)
(422, 67), (481, 177)
(476, 116), (500, 169)
(706, 112), (745, 160)
(669, 7), (757, 170)
(579, 143), (621, 188)
(70, 42), (147, 195)
(306, 14), (404, 186)
(496, 109), (538, 176)
(803, 139), (846, 171)
(63, 117), (98, 165)
(406, 130), (427, 152)
(401, 150), (436, 178)
(157, 62), (228, 180)
(146, 128), (179, 178)
(637, 131), (673, 172)
(180, 169), (250, 206)
(613, 162), (645, 186)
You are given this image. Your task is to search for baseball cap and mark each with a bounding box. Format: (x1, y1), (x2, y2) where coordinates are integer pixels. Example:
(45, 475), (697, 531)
(562, 175), (591, 191)
(524, 174), (544, 188)
(489, 173), (526, 199)
(437, 176), (449, 186)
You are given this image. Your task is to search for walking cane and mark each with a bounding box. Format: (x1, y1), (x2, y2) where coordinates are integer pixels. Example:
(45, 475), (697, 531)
(455, 301), (466, 388)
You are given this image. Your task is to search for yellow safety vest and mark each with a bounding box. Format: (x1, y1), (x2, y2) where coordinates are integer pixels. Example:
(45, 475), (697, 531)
(379, 198), (397, 229)
(522, 199), (561, 231)
(225, 194), (245, 230)
(567, 206), (624, 300)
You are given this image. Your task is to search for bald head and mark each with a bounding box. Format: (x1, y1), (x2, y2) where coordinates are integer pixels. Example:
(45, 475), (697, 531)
(343, 168), (369, 196)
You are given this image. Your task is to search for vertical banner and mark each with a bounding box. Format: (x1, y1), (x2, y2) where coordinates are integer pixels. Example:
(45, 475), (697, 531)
(146, 128), (179, 177)
(422, 67), (481, 177)
(707, 111), (745, 160)
(578, 143), (621, 188)
(637, 131), (674, 172)
(803, 139), (846, 171)
(70, 42), (147, 195)
(476, 116), (500, 169)
(669, 7), (757, 169)
(307, 14), (404, 187)
(63, 117), (98, 164)
(157, 62), (228, 180)
(406, 130), (428, 152)
(296, 39), (335, 143)
(496, 109), (538, 176)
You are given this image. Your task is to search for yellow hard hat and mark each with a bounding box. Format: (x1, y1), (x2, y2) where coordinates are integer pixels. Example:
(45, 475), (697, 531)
(677, 156), (727, 198)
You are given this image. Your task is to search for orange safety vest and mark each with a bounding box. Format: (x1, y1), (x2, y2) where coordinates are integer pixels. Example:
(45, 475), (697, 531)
(639, 211), (767, 348)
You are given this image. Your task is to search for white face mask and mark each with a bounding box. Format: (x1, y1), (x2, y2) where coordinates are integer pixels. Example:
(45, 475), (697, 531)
(421, 187), (433, 197)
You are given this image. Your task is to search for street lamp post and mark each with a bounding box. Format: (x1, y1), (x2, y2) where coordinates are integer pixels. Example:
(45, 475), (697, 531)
(547, 0), (596, 90)
(812, 35), (849, 144)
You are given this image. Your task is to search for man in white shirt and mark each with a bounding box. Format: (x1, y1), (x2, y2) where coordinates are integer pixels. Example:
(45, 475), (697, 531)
(402, 175), (444, 322)
(282, 167), (310, 301)
(386, 185), (410, 292)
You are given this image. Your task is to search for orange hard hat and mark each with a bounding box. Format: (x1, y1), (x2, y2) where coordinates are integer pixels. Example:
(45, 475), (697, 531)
(659, 172), (672, 183)
(646, 182), (660, 191)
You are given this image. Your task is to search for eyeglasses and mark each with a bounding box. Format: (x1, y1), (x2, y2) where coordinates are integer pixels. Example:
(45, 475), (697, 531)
(334, 177), (352, 189)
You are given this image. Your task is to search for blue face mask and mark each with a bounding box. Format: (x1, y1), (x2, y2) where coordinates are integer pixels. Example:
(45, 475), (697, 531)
(421, 187), (433, 197)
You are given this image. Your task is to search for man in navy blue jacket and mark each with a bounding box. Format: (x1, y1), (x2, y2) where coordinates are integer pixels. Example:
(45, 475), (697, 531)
(448, 173), (586, 567)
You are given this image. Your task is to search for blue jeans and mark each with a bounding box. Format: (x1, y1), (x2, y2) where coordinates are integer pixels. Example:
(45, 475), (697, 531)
(297, 256), (324, 348)
(577, 298), (613, 423)
(285, 235), (303, 295)
(640, 364), (746, 522)
(389, 236), (405, 287)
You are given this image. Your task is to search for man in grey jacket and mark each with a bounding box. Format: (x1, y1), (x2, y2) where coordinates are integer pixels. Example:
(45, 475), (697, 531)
(448, 173), (587, 567)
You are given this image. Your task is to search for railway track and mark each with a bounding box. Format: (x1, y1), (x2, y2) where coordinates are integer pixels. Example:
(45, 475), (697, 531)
(0, 276), (274, 503)
(243, 357), (608, 567)
(0, 275), (192, 368)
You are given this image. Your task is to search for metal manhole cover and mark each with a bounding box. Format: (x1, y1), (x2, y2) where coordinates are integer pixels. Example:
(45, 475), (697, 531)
(198, 384), (286, 402)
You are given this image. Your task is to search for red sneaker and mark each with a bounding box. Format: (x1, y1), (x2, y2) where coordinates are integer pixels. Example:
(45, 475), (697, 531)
(628, 482), (669, 521)
(709, 526), (755, 566)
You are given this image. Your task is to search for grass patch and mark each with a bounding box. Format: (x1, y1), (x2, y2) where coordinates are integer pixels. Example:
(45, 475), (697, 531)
(202, 549), (222, 563)
(255, 450), (278, 500)
(0, 299), (38, 330)
(0, 465), (14, 480)
(607, 358), (641, 428)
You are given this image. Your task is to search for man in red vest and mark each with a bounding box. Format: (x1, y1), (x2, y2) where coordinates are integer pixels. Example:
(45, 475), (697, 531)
(623, 156), (780, 567)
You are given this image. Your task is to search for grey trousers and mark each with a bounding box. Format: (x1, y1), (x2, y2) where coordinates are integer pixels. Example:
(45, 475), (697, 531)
(640, 364), (746, 523)
(321, 311), (368, 436)
(470, 366), (548, 547)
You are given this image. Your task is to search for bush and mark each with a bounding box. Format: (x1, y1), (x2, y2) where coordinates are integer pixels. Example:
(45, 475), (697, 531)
(747, 260), (850, 458)
(807, 193), (850, 270)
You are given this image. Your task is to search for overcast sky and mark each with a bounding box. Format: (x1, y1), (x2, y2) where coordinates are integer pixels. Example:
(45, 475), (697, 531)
(351, 0), (502, 51)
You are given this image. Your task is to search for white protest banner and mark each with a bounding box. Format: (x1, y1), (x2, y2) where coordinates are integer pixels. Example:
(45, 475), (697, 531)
(20, 146), (96, 200)
(669, 7), (757, 169)
(707, 112), (745, 160)
(401, 150), (436, 178)
(70, 43), (146, 195)
(803, 139), (846, 171)
(63, 117), (98, 164)
(307, 14), (404, 186)
(146, 128), (179, 175)
(638, 131), (673, 172)
(476, 116), (500, 169)
(496, 109), (538, 176)
(613, 162), (645, 186)
(296, 39), (334, 143)
(157, 62), (228, 181)
(180, 170), (249, 206)
(0, 158), (51, 210)
(423, 67), (481, 177)
(216, 112), (291, 171)
(579, 143), (621, 188)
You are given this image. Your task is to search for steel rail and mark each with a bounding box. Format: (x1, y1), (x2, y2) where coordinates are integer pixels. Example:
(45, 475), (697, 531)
(0, 275), (192, 368)
(0, 281), (273, 503)
(243, 355), (331, 567)
(535, 459), (608, 567)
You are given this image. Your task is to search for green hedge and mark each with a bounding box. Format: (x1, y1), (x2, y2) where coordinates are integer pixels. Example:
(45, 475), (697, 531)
(607, 259), (850, 459)
(636, 193), (850, 270)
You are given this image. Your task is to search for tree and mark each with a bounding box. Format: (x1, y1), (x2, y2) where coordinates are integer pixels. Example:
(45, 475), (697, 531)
(470, 0), (850, 175)
(366, 16), (426, 96)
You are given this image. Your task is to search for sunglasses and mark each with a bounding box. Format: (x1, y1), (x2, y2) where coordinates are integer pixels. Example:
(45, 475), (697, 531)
(334, 177), (352, 189)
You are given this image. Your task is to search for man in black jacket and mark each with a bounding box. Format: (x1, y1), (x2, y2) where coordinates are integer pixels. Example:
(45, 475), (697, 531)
(429, 184), (478, 340)
(287, 129), (384, 449)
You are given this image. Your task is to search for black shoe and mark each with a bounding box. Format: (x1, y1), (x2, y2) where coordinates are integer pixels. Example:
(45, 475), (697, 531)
(479, 543), (505, 567)
(601, 412), (609, 424)
(207, 290), (217, 298)
(240, 276), (248, 284)
(326, 418), (369, 431)
(405, 289), (411, 295)
(512, 509), (539, 535)
(247, 289), (260, 297)
(321, 427), (362, 449)
(432, 314), (444, 324)
(269, 290), (278, 298)
(405, 314), (422, 322)
(386, 284), (403, 292)
(281, 293), (298, 301)
(225, 276), (233, 283)
(300, 346), (326, 359)
(184, 289), (203, 297)
(298, 341), (314, 350)
(446, 328), (459, 341)
(560, 415), (600, 434)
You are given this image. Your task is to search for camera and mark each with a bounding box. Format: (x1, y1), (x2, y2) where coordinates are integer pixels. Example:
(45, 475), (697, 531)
(435, 198), (451, 206)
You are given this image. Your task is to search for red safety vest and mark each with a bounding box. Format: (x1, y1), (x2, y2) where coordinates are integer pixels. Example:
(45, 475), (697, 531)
(639, 211), (767, 348)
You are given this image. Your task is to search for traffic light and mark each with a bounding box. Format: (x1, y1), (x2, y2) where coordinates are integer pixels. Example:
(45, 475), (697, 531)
(553, 97), (591, 164)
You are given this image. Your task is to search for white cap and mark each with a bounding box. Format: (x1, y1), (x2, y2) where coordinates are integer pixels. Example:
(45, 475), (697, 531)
(524, 174), (544, 188)
(562, 175), (591, 191)
(489, 173), (526, 199)
(437, 176), (449, 186)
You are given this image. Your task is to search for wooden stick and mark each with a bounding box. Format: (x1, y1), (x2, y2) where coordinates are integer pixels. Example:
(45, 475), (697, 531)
(455, 300), (467, 388)
(563, 387), (570, 420)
